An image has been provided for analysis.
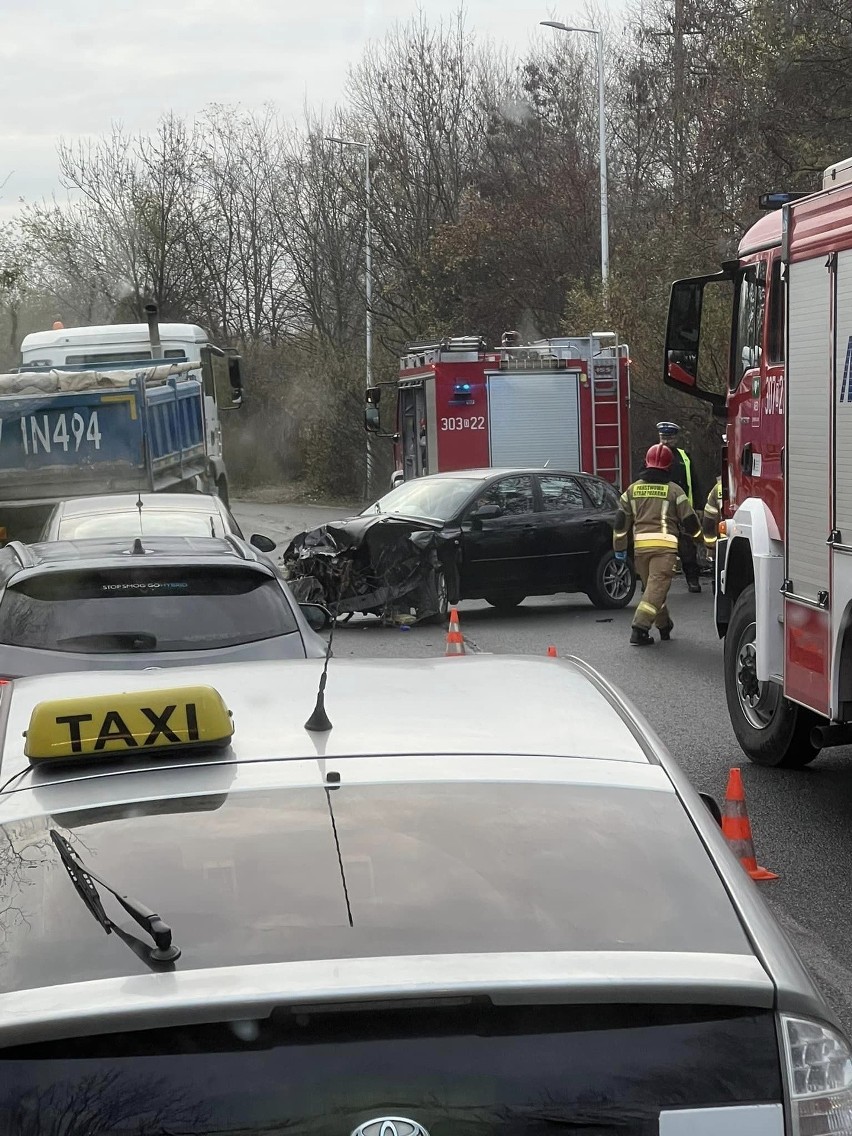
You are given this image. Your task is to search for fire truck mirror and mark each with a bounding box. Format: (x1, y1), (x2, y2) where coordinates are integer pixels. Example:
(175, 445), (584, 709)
(364, 405), (381, 433)
(366, 386), (381, 405)
(664, 274), (732, 410)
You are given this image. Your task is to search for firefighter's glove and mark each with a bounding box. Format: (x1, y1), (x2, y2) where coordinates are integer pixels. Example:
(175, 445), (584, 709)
(614, 551), (627, 562)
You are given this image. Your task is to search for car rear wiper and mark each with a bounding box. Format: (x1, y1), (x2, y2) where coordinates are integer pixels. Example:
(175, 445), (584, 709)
(50, 830), (180, 965)
(56, 632), (157, 652)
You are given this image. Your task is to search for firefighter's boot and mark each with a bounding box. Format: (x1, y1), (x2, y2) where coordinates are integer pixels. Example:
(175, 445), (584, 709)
(658, 621), (674, 641)
(630, 627), (654, 647)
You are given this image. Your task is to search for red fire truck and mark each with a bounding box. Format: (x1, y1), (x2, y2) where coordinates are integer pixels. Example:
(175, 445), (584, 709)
(367, 332), (631, 489)
(664, 155), (852, 769)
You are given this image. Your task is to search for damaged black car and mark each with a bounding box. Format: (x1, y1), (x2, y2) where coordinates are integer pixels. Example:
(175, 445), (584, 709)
(282, 468), (636, 623)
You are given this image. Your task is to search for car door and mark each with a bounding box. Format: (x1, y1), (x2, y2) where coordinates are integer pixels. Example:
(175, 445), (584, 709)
(534, 474), (597, 588)
(459, 475), (541, 596)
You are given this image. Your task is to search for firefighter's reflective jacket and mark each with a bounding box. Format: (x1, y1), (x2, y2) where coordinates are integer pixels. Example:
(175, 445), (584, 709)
(613, 471), (702, 554)
(702, 478), (723, 547)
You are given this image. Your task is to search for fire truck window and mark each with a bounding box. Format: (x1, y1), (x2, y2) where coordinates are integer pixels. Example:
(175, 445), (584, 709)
(733, 272), (764, 387)
(767, 259), (784, 364)
(539, 476), (584, 513)
(477, 476), (535, 516)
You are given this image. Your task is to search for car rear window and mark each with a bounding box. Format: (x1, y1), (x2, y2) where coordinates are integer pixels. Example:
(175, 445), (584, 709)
(0, 1003), (782, 1134)
(57, 511), (228, 539)
(583, 477), (620, 509)
(0, 567), (297, 652)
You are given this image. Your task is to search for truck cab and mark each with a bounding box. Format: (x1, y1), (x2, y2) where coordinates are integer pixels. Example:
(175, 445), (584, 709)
(20, 321), (243, 503)
(663, 161), (852, 769)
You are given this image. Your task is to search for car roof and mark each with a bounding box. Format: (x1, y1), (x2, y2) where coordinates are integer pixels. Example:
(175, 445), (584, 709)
(0, 534), (263, 576)
(53, 493), (229, 518)
(0, 653), (794, 1043)
(0, 656), (650, 793)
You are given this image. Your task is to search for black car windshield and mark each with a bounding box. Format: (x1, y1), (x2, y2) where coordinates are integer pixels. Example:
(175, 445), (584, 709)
(364, 477), (479, 522)
(0, 567), (298, 652)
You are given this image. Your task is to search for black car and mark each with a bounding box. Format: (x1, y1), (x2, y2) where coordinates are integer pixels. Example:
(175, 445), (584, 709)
(284, 468), (636, 620)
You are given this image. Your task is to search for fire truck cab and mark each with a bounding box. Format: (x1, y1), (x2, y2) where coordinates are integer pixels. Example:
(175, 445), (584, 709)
(368, 332), (631, 490)
(663, 156), (852, 768)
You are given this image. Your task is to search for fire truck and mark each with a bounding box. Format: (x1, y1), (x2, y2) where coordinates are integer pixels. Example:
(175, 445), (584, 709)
(664, 155), (852, 769)
(366, 332), (631, 489)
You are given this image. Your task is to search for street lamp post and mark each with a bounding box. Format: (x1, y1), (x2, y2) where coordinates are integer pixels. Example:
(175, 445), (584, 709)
(540, 20), (609, 287)
(325, 136), (374, 495)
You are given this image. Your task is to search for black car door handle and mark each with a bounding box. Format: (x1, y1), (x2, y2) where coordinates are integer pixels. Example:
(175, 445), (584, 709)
(582, 519), (597, 526)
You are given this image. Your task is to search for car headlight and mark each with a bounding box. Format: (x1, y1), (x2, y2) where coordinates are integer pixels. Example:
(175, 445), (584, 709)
(783, 1016), (852, 1134)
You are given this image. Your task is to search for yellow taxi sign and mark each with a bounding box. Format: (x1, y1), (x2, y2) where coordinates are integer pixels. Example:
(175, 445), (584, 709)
(24, 685), (234, 763)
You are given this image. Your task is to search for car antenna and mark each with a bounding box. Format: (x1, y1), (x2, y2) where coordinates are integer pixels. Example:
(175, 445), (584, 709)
(305, 604), (338, 732)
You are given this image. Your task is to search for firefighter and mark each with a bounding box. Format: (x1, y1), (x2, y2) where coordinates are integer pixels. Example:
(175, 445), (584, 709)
(613, 443), (702, 646)
(656, 420), (702, 593)
(702, 476), (723, 555)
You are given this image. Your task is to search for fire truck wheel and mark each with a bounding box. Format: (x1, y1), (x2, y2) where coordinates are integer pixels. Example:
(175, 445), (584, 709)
(485, 593), (526, 610)
(587, 551), (637, 610)
(724, 584), (821, 768)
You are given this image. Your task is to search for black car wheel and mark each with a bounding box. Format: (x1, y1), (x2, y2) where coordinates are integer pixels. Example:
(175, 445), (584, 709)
(587, 551), (636, 609)
(724, 584), (821, 767)
(420, 567), (450, 625)
(485, 593), (526, 610)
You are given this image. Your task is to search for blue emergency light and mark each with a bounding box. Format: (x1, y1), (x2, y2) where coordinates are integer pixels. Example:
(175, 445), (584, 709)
(450, 380), (474, 405)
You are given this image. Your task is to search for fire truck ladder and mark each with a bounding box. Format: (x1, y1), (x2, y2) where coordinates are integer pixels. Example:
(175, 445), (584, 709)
(588, 347), (622, 486)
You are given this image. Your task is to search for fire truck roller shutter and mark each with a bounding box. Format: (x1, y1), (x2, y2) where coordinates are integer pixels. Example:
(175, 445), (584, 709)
(487, 372), (581, 470)
(831, 249), (852, 715)
(786, 255), (831, 604)
(784, 253), (832, 715)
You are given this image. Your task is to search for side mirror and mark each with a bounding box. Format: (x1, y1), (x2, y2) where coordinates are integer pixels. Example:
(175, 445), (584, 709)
(471, 503), (503, 521)
(250, 533), (276, 553)
(699, 792), (722, 826)
(364, 405), (380, 433)
(227, 355), (244, 408)
(366, 385), (381, 405)
(300, 602), (331, 631)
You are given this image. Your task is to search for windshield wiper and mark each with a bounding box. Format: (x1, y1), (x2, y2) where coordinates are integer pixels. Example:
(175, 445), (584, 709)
(50, 830), (180, 964)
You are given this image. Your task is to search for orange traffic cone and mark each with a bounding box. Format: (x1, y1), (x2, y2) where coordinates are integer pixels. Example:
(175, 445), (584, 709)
(445, 608), (466, 656)
(721, 768), (778, 881)
(547, 645), (558, 657)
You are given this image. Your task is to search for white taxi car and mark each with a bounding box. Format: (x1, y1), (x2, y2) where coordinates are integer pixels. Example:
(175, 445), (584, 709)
(0, 655), (847, 1135)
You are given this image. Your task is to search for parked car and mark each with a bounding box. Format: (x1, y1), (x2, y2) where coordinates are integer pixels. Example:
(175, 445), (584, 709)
(38, 492), (276, 551)
(0, 652), (848, 1134)
(0, 534), (327, 679)
(284, 468), (635, 620)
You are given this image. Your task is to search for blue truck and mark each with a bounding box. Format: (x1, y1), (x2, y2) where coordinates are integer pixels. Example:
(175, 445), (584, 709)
(2, 309), (244, 540)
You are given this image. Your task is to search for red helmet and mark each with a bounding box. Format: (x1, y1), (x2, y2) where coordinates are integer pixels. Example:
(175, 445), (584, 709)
(645, 443), (673, 470)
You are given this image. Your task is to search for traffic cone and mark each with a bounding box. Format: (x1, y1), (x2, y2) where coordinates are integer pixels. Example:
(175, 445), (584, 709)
(547, 645), (558, 657)
(721, 768), (778, 881)
(445, 608), (466, 656)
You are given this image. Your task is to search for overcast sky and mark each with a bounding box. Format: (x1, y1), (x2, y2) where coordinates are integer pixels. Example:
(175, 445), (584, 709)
(0, 0), (629, 222)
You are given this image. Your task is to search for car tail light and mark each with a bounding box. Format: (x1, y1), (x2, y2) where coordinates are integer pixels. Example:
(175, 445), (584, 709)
(783, 1016), (852, 1134)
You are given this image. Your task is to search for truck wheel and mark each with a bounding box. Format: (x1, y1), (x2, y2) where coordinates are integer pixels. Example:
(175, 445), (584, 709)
(216, 476), (230, 507)
(586, 551), (636, 609)
(724, 584), (821, 768)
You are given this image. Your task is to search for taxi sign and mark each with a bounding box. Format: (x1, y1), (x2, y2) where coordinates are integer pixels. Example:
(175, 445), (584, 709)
(24, 685), (234, 762)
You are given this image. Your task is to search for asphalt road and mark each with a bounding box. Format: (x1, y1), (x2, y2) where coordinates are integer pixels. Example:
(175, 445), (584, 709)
(237, 497), (852, 1031)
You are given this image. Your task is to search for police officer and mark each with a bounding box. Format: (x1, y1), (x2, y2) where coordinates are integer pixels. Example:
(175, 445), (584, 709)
(656, 421), (702, 593)
(613, 443), (702, 646)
